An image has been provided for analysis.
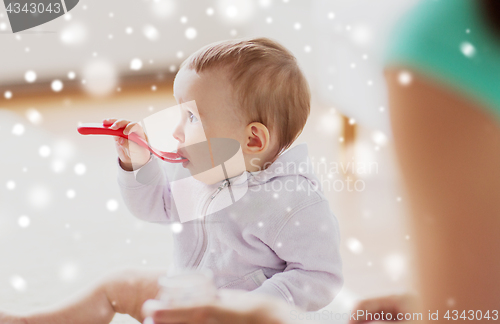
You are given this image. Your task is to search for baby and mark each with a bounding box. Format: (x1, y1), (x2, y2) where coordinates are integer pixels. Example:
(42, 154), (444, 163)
(1, 37), (342, 324)
(112, 36), (343, 309)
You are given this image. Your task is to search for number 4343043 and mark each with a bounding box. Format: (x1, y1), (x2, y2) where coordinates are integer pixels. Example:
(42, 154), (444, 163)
(444, 310), (498, 321)
(6, 2), (62, 14)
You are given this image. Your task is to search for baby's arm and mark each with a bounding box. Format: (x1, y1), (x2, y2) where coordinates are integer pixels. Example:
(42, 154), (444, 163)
(117, 154), (174, 224)
(105, 118), (175, 224)
(249, 199), (343, 312)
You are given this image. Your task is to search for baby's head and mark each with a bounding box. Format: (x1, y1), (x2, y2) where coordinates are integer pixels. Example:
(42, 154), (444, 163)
(172, 37), (310, 177)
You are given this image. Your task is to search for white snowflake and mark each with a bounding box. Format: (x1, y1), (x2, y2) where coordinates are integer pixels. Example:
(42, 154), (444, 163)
(12, 123), (25, 136)
(372, 130), (388, 146)
(11, 275), (27, 292)
(106, 199), (119, 212)
(258, 0), (271, 7)
(185, 27), (197, 40)
(151, 0), (176, 18)
(171, 222), (183, 233)
(24, 70), (37, 83)
(74, 163), (86, 175)
(51, 80), (63, 92)
(143, 25), (160, 41)
(460, 41), (476, 58)
(38, 145), (51, 158)
(82, 59), (117, 96)
(60, 22), (87, 45)
(130, 58), (143, 71)
(383, 254), (406, 281)
(6, 180), (16, 190)
(28, 185), (51, 209)
(18, 215), (30, 228)
(346, 237), (363, 254)
(51, 159), (66, 173)
(26, 108), (43, 124)
(59, 263), (79, 282)
(398, 71), (413, 86)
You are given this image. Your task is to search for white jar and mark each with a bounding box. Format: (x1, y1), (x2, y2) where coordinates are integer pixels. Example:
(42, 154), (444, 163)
(157, 269), (218, 308)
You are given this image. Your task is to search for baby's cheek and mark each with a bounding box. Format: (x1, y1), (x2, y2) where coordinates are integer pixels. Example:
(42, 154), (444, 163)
(186, 126), (208, 145)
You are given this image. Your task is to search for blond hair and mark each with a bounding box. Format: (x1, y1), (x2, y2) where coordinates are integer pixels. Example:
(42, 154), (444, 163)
(180, 37), (311, 158)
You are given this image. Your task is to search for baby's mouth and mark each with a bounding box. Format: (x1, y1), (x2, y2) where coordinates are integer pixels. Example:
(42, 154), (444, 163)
(176, 149), (189, 161)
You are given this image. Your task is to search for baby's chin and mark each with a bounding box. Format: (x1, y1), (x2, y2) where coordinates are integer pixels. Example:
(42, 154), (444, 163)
(188, 166), (232, 185)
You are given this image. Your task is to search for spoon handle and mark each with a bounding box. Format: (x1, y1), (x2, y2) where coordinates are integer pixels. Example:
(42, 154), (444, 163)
(77, 123), (185, 163)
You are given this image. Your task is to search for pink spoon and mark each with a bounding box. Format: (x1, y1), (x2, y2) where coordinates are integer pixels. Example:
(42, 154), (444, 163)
(77, 122), (187, 163)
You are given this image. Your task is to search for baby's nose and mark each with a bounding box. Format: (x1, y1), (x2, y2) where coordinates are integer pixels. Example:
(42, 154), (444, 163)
(172, 123), (184, 143)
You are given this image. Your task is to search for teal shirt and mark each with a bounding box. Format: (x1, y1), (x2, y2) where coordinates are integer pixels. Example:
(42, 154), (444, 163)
(385, 0), (500, 119)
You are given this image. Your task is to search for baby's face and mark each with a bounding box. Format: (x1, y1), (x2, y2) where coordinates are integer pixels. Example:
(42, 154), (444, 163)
(172, 67), (247, 181)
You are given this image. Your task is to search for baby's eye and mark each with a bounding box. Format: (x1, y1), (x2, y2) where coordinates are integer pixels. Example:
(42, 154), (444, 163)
(188, 111), (199, 123)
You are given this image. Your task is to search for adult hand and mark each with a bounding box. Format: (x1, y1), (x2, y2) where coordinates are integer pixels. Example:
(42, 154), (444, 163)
(349, 293), (419, 324)
(142, 289), (298, 324)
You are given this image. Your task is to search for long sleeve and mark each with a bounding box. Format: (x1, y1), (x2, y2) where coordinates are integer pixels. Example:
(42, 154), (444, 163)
(117, 154), (173, 224)
(248, 199), (343, 311)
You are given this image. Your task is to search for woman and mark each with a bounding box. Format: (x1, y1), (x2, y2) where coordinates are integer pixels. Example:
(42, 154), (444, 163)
(351, 0), (500, 322)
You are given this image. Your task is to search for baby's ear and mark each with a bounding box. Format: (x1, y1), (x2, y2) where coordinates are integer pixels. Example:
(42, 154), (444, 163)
(244, 122), (270, 154)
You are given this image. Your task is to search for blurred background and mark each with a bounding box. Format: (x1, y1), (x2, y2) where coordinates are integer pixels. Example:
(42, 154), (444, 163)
(0, 0), (420, 322)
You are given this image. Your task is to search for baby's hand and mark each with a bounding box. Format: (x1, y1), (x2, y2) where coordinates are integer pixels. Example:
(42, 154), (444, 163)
(103, 118), (151, 171)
